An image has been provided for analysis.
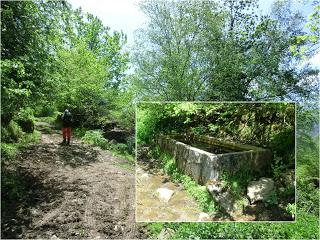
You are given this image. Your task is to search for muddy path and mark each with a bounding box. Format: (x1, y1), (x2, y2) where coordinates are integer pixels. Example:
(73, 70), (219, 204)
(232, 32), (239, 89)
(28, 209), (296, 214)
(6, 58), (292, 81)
(136, 162), (204, 222)
(1, 126), (146, 239)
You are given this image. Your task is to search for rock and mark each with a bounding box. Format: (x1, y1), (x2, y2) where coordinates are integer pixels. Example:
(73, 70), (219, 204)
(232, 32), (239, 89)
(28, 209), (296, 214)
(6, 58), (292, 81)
(156, 188), (174, 202)
(215, 191), (237, 213)
(209, 187), (249, 216)
(247, 177), (275, 203)
(158, 228), (175, 240)
(103, 128), (129, 143)
(280, 169), (295, 188)
(137, 146), (150, 160)
(198, 212), (211, 221)
(140, 173), (149, 181)
(206, 180), (224, 194)
(232, 197), (250, 216)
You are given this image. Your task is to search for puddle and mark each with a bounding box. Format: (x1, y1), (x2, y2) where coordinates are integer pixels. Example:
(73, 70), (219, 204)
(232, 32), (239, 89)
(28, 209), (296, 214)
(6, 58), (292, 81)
(136, 163), (205, 222)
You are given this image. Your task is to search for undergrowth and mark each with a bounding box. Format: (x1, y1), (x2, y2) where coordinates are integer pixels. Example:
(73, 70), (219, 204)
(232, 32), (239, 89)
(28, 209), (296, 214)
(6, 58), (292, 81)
(81, 129), (134, 164)
(1, 130), (41, 161)
(147, 209), (318, 239)
(1, 128), (42, 213)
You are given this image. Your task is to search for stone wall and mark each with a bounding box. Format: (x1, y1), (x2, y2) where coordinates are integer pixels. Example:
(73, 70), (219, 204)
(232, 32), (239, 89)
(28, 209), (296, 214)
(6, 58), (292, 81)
(157, 135), (272, 185)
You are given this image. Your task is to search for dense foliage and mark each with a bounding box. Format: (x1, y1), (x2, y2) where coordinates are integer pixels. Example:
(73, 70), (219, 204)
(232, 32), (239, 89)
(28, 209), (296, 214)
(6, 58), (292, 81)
(1, 0), (134, 159)
(1, 0), (130, 130)
(1, 0), (319, 238)
(132, 0), (319, 101)
(138, 102), (295, 166)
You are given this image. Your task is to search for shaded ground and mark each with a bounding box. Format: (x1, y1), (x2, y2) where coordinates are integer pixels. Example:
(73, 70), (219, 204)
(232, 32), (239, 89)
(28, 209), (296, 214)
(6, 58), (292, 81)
(136, 163), (203, 222)
(1, 125), (146, 239)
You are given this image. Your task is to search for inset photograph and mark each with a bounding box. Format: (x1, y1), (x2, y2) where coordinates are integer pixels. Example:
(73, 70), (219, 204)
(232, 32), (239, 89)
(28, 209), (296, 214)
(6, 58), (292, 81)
(136, 102), (295, 222)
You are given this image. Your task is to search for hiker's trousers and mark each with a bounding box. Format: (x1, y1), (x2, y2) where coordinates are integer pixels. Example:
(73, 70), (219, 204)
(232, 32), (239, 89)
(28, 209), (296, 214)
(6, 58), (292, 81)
(62, 127), (72, 140)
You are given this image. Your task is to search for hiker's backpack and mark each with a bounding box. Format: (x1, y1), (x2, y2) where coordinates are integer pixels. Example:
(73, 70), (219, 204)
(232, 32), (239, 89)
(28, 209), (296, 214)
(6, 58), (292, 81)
(62, 112), (73, 124)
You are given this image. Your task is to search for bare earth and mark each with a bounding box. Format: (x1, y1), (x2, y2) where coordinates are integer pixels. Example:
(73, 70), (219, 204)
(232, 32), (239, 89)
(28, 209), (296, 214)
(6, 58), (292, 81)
(1, 129), (145, 239)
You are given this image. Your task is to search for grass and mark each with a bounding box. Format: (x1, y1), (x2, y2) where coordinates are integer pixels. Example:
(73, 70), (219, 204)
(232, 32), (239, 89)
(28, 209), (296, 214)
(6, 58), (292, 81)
(81, 129), (135, 167)
(110, 150), (135, 165)
(159, 153), (216, 213)
(1, 130), (41, 161)
(146, 210), (318, 239)
(113, 161), (135, 171)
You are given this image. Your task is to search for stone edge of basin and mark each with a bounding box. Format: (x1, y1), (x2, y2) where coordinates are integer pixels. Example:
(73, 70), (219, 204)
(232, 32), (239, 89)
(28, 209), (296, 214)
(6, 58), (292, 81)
(163, 134), (270, 153)
(157, 134), (272, 185)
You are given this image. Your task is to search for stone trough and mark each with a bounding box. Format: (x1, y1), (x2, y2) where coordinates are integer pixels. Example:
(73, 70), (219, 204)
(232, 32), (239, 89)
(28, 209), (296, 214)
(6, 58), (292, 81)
(157, 134), (272, 185)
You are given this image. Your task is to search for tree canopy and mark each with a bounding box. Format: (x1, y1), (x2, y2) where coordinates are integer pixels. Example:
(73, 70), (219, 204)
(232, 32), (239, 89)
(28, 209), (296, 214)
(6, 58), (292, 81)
(132, 0), (319, 101)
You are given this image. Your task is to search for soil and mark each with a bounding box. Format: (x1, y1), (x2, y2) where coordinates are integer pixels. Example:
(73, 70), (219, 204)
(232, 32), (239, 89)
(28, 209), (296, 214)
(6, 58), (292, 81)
(1, 125), (147, 239)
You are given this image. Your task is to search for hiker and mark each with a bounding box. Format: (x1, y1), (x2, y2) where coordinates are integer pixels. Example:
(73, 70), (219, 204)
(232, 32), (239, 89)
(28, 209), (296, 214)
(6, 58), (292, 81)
(61, 109), (73, 145)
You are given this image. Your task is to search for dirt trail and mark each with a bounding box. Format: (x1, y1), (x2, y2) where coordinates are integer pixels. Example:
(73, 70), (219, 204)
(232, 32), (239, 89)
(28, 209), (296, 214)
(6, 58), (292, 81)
(1, 126), (145, 239)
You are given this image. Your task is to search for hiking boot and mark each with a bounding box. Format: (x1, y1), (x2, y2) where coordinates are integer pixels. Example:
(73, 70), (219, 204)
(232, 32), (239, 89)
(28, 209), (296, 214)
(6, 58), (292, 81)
(60, 138), (66, 145)
(67, 139), (70, 145)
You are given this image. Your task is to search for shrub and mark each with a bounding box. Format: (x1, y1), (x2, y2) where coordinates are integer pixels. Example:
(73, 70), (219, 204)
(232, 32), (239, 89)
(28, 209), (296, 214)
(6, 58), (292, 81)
(1, 121), (23, 143)
(112, 143), (128, 154)
(18, 130), (41, 147)
(35, 103), (57, 117)
(264, 190), (278, 207)
(1, 130), (40, 161)
(73, 128), (90, 138)
(1, 143), (18, 160)
(285, 203), (296, 219)
(81, 130), (109, 149)
(15, 107), (35, 133)
(147, 223), (165, 236)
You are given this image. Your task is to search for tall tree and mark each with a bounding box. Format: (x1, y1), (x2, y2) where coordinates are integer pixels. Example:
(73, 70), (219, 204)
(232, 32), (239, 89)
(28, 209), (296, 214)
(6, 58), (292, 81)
(1, 1), (67, 125)
(132, 0), (319, 101)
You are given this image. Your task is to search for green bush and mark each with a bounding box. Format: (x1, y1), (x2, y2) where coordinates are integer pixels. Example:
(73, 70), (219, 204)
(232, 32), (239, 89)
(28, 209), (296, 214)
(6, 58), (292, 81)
(1, 143), (18, 160)
(272, 155), (288, 180)
(191, 125), (207, 135)
(219, 165), (256, 200)
(1, 121), (24, 143)
(297, 179), (319, 215)
(34, 103), (57, 117)
(73, 128), (90, 138)
(285, 203), (296, 219)
(147, 223), (165, 236)
(1, 169), (26, 209)
(41, 125), (53, 134)
(81, 129), (135, 164)
(1, 130), (40, 161)
(15, 107), (35, 133)
(264, 190), (278, 207)
(117, 143), (129, 153)
(137, 108), (159, 144)
(18, 130), (41, 147)
(81, 130), (109, 149)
